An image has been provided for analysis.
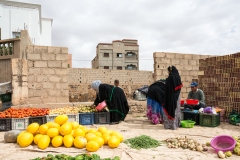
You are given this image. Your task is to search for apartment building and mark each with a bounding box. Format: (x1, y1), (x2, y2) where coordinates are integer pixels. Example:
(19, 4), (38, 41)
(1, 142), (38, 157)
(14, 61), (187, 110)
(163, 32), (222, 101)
(92, 39), (139, 70)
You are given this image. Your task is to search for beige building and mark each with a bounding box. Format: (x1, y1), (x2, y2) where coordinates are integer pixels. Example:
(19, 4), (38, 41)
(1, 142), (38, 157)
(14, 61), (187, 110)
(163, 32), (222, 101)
(92, 39), (139, 70)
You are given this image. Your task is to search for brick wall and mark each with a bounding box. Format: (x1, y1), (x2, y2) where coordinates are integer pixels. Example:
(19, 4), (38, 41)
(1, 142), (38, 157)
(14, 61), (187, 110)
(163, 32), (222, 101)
(26, 45), (69, 104)
(68, 68), (154, 102)
(198, 52), (240, 117)
(153, 52), (212, 99)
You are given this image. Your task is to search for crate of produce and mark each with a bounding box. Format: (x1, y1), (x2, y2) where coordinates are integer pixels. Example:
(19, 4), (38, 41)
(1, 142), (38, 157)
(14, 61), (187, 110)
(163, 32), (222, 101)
(0, 118), (11, 131)
(0, 93), (12, 103)
(94, 112), (110, 124)
(29, 116), (47, 125)
(182, 110), (199, 125)
(46, 114), (58, 122)
(11, 117), (29, 130)
(199, 113), (220, 127)
(79, 113), (94, 125)
(67, 114), (79, 122)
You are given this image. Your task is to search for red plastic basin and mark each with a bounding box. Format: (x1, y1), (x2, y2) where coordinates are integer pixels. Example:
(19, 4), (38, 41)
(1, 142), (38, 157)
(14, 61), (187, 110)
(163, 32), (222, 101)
(210, 135), (236, 152)
(180, 100), (185, 105)
(96, 101), (107, 111)
(186, 99), (199, 105)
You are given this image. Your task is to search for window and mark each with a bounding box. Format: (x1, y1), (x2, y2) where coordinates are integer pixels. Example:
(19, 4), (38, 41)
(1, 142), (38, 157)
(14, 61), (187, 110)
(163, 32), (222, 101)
(104, 66), (109, 69)
(127, 65), (133, 69)
(127, 53), (133, 56)
(104, 53), (109, 57)
(12, 32), (20, 38)
(117, 53), (122, 58)
(117, 66), (122, 70)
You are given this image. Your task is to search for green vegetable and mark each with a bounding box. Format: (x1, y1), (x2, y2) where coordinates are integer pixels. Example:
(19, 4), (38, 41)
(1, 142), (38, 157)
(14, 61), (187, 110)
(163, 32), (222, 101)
(124, 135), (161, 149)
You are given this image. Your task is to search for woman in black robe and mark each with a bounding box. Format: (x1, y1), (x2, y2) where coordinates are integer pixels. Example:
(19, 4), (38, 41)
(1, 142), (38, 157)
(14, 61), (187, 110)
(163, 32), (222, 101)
(91, 80), (129, 124)
(146, 80), (165, 124)
(163, 66), (183, 129)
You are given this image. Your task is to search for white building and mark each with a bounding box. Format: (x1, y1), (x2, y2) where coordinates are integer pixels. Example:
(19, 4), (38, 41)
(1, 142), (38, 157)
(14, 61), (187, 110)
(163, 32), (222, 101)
(0, 0), (52, 46)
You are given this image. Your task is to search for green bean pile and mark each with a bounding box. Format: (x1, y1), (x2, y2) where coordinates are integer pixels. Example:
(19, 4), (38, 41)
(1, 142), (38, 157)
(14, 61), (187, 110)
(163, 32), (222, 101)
(124, 135), (161, 149)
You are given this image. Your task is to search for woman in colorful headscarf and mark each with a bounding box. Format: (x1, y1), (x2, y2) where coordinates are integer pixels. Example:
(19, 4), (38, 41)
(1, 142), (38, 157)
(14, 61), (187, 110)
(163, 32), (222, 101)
(163, 66), (183, 130)
(146, 79), (165, 124)
(91, 80), (129, 124)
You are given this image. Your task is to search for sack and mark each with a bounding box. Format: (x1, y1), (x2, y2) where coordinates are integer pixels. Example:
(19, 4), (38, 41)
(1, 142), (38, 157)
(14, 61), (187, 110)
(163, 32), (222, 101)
(228, 110), (240, 125)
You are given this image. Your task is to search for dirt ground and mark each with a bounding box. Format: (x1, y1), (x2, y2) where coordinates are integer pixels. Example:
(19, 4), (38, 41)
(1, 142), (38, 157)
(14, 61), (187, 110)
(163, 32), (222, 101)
(0, 113), (239, 160)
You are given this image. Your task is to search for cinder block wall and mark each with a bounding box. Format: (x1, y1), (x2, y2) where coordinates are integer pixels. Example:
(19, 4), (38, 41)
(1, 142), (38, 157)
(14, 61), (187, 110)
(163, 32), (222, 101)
(68, 68), (154, 102)
(26, 45), (69, 104)
(153, 52), (212, 99)
(198, 52), (240, 117)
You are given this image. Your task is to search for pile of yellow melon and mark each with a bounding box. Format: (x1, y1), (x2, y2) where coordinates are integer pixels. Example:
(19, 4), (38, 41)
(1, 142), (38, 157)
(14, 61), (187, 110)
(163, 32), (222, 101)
(17, 115), (123, 152)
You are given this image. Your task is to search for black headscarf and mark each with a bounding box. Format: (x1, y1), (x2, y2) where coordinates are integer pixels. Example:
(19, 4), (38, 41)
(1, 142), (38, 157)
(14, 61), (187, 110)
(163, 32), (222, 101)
(163, 66), (183, 119)
(147, 80), (165, 105)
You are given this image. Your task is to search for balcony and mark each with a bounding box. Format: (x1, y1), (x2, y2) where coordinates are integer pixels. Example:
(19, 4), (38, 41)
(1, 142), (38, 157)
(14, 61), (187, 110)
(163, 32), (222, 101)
(125, 52), (138, 60)
(0, 38), (20, 60)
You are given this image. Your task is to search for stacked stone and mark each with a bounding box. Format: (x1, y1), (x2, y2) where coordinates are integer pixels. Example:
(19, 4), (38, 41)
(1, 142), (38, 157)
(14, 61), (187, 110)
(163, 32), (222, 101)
(198, 52), (240, 116)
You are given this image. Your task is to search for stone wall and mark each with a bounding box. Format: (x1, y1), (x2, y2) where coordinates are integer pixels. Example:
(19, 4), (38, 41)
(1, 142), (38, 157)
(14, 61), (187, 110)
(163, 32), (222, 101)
(26, 45), (69, 104)
(0, 59), (12, 83)
(68, 68), (154, 102)
(153, 52), (212, 99)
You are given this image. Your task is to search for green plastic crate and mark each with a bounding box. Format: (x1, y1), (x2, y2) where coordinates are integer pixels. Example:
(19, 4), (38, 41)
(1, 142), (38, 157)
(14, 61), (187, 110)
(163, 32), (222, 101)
(199, 113), (220, 127)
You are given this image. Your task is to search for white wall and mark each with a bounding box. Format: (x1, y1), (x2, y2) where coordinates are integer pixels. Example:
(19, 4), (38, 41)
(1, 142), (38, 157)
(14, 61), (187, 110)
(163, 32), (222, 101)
(0, 2), (52, 46)
(40, 18), (52, 46)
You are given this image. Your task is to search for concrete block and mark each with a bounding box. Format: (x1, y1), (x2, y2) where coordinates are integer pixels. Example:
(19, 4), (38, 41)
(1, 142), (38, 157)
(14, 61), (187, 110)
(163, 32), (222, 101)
(28, 89), (34, 98)
(34, 61), (48, 67)
(27, 53), (41, 60)
(26, 45), (34, 54)
(184, 54), (193, 59)
(179, 59), (188, 65)
(42, 82), (54, 89)
(49, 90), (61, 96)
(55, 83), (68, 89)
(28, 60), (34, 68)
(34, 89), (48, 97)
(192, 54), (200, 60)
(188, 59), (197, 65)
(182, 92), (188, 99)
(42, 53), (56, 60)
(192, 65), (199, 70)
(166, 53), (175, 59)
(161, 58), (171, 64)
(153, 52), (165, 58)
(28, 82), (42, 89)
(61, 47), (68, 54)
(42, 68), (55, 75)
(55, 69), (68, 75)
(43, 97), (57, 103)
(175, 65), (182, 70)
(22, 76), (28, 82)
(56, 97), (69, 103)
(175, 53), (184, 59)
(34, 46), (48, 54)
(156, 69), (163, 75)
(48, 61), (62, 68)
(28, 97), (43, 104)
(37, 75), (48, 82)
(62, 75), (69, 82)
(62, 60), (69, 68)
(185, 76), (194, 82)
(61, 90), (69, 97)
(186, 87), (191, 92)
(29, 68), (42, 75)
(171, 59), (180, 65)
(48, 76), (61, 82)
(184, 65), (193, 70)
(48, 46), (61, 54)
(56, 54), (68, 61)
(200, 55), (210, 59)
(28, 75), (35, 82)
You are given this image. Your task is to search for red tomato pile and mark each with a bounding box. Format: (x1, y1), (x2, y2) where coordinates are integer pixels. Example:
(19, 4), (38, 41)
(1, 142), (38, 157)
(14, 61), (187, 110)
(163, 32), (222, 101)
(0, 108), (50, 118)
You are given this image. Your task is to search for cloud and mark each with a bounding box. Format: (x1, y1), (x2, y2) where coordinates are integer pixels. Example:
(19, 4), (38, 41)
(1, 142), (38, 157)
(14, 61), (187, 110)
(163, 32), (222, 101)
(9, 0), (240, 70)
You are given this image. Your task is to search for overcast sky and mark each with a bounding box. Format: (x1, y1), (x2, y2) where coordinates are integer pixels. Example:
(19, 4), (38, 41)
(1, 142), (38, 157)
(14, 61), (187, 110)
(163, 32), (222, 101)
(9, 0), (240, 71)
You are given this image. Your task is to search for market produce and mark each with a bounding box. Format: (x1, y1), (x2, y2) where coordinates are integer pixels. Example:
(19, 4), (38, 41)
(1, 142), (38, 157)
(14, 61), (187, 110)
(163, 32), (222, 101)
(78, 105), (97, 113)
(233, 136), (240, 156)
(14, 115), (124, 152)
(31, 153), (120, 160)
(4, 130), (21, 143)
(0, 108), (50, 118)
(49, 106), (79, 114)
(124, 135), (161, 149)
(218, 151), (226, 158)
(163, 136), (208, 153)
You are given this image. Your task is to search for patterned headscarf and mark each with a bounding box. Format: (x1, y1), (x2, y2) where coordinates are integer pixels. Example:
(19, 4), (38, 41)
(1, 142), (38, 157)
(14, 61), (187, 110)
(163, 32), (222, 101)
(91, 80), (102, 93)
